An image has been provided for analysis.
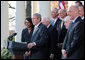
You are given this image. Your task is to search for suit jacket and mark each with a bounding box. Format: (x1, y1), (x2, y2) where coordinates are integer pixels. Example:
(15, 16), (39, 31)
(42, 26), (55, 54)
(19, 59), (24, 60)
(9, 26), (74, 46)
(30, 23), (49, 59)
(21, 28), (33, 43)
(49, 18), (61, 59)
(47, 24), (56, 55)
(54, 18), (62, 36)
(62, 16), (84, 59)
(51, 18), (62, 43)
(59, 22), (67, 43)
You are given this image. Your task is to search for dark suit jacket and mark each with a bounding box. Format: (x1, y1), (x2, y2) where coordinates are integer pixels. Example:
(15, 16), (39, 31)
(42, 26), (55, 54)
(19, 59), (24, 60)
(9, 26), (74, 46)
(54, 18), (62, 36)
(21, 28), (33, 43)
(29, 23), (49, 59)
(59, 23), (67, 43)
(51, 18), (62, 43)
(49, 18), (61, 59)
(62, 16), (84, 59)
(47, 24), (56, 55)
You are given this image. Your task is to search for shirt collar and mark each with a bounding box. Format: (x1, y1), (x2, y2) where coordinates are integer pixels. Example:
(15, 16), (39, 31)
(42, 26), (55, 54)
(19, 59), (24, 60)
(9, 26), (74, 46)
(34, 22), (41, 28)
(53, 18), (58, 24)
(72, 16), (79, 23)
(47, 24), (51, 28)
(82, 16), (84, 20)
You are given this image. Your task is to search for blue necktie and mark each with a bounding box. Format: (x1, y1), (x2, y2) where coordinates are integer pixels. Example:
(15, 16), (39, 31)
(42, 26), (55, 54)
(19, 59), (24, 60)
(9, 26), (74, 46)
(52, 20), (55, 26)
(68, 22), (74, 32)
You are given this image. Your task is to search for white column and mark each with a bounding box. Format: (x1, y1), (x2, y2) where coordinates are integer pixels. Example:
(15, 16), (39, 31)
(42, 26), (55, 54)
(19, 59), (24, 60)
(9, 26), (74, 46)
(38, 1), (51, 19)
(31, 1), (39, 16)
(15, 1), (26, 42)
(1, 1), (9, 48)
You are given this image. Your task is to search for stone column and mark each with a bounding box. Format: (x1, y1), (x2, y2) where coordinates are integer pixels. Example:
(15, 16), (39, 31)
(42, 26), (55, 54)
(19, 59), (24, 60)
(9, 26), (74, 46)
(38, 1), (51, 19)
(31, 1), (38, 16)
(1, 1), (9, 48)
(15, 1), (26, 42)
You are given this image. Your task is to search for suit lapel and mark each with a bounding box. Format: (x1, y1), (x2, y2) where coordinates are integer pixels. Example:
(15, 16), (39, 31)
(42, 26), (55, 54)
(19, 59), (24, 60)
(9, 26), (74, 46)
(69, 16), (81, 35)
(30, 23), (42, 42)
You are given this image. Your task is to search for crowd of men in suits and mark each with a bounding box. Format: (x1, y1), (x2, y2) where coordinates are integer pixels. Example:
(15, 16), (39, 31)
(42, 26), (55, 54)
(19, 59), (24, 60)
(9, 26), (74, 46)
(21, 1), (84, 59)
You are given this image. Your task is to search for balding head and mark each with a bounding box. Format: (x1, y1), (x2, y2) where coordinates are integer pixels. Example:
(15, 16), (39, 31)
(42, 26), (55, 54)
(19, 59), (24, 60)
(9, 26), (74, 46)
(42, 17), (51, 27)
(68, 5), (80, 20)
(64, 16), (72, 29)
(70, 5), (79, 12)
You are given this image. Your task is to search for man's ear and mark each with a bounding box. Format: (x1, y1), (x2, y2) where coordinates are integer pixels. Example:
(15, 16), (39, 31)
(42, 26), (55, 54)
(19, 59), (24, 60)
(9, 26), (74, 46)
(38, 18), (41, 21)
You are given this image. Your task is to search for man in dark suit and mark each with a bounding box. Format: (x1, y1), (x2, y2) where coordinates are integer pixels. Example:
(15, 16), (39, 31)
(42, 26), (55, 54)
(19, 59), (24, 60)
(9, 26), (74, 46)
(41, 17), (56, 59)
(79, 5), (84, 21)
(58, 9), (67, 59)
(51, 8), (61, 59)
(62, 5), (84, 59)
(27, 13), (49, 59)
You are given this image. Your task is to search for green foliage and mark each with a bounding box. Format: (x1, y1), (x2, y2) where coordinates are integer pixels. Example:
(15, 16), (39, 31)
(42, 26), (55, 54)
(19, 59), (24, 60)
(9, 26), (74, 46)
(1, 47), (13, 59)
(1, 36), (15, 59)
(7, 37), (15, 41)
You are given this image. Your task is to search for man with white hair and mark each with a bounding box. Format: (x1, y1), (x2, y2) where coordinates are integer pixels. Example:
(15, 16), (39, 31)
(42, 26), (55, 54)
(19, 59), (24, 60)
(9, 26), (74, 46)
(42, 17), (56, 59)
(42, 17), (51, 28)
(62, 5), (84, 59)
(64, 16), (72, 29)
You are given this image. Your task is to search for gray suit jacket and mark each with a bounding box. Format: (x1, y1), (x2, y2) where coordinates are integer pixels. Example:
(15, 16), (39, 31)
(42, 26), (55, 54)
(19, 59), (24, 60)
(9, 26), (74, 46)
(62, 16), (84, 59)
(29, 23), (49, 59)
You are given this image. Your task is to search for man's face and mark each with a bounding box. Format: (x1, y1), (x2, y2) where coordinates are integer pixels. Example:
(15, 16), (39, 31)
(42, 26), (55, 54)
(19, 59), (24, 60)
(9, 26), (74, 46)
(58, 10), (66, 19)
(67, 7), (76, 20)
(32, 15), (40, 25)
(79, 6), (84, 17)
(51, 9), (58, 18)
(42, 20), (47, 26)
(64, 20), (71, 29)
(42, 19), (49, 27)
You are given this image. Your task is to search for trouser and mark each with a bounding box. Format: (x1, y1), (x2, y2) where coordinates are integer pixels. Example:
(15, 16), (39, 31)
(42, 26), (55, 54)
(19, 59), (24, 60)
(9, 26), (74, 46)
(23, 54), (29, 59)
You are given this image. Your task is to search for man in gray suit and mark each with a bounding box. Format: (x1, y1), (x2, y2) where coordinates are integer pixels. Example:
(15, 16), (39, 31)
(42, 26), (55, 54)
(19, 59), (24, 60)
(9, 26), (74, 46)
(62, 5), (84, 59)
(27, 13), (49, 59)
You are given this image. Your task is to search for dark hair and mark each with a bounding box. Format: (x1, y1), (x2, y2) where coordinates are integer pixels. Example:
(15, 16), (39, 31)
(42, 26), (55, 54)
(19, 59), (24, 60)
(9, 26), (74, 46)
(75, 1), (82, 6)
(25, 16), (32, 24)
(25, 16), (34, 28)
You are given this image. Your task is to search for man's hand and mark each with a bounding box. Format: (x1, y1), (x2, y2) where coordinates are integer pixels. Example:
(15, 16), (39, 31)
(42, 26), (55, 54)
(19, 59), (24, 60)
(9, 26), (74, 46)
(25, 51), (31, 56)
(62, 49), (68, 58)
(50, 54), (54, 59)
(27, 43), (35, 49)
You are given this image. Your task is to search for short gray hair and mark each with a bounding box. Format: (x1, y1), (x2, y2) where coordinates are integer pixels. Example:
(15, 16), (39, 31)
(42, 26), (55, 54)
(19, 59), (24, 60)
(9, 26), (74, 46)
(71, 5), (80, 12)
(42, 17), (51, 23)
(33, 13), (41, 21)
(64, 16), (71, 22)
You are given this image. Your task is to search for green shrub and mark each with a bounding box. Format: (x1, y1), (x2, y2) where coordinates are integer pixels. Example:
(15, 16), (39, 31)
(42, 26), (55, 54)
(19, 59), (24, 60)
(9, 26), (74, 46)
(1, 47), (13, 59)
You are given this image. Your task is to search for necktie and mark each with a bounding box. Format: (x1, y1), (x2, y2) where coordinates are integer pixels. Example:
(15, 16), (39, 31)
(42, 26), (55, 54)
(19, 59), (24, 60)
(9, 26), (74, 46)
(52, 20), (55, 26)
(61, 21), (63, 29)
(68, 22), (74, 32)
(33, 26), (37, 35)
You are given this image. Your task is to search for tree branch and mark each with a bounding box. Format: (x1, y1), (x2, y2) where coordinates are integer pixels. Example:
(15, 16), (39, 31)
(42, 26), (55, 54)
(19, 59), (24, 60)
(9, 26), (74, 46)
(9, 4), (15, 9)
